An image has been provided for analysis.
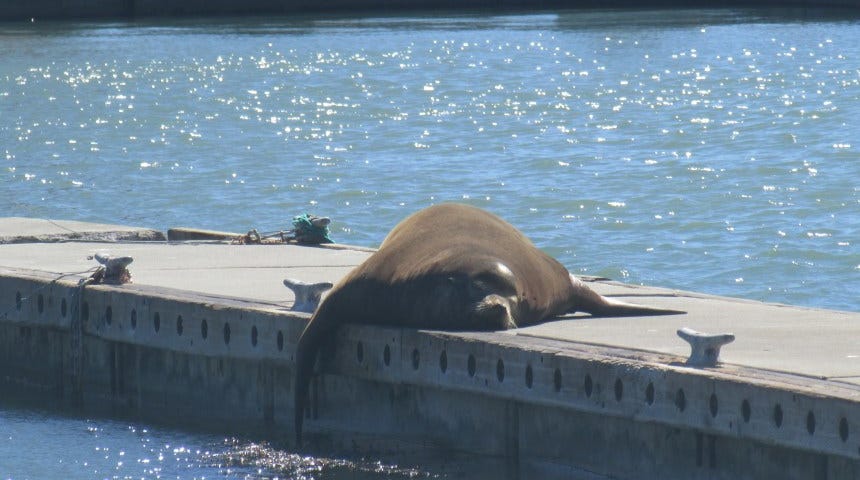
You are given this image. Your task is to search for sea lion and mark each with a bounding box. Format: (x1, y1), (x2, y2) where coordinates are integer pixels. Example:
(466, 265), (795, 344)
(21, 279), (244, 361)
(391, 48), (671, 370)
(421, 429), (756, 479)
(294, 203), (683, 443)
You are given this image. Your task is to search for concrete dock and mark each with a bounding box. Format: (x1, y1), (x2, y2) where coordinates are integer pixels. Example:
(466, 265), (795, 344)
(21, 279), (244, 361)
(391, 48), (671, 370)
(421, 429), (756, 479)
(2, 217), (859, 479)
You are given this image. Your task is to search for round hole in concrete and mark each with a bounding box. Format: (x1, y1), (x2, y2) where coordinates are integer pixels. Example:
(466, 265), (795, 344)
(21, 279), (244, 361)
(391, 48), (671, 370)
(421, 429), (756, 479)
(201, 319), (208, 339)
(525, 364), (533, 389)
(61, 298), (67, 318)
(383, 344), (391, 366)
(439, 350), (448, 373)
(130, 309), (137, 330)
(614, 378), (623, 402)
(584, 374), (593, 398)
(709, 393), (718, 418)
(37, 294), (44, 314)
(645, 382), (655, 405)
(356, 341), (364, 363)
(741, 399), (751, 423)
(675, 388), (686, 412)
(251, 325), (258, 347)
(223, 322), (231, 345)
(153, 312), (160, 332)
(840, 417), (849, 442)
(411, 348), (419, 370)
(806, 411), (815, 435)
(105, 306), (112, 325)
(773, 403), (783, 428)
(176, 315), (183, 336)
(496, 359), (505, 383)
(553, 368), (562, 393)
(277, 330), (284, 351)
(467, 354), (476, 377)
(15, 292), (22, 311)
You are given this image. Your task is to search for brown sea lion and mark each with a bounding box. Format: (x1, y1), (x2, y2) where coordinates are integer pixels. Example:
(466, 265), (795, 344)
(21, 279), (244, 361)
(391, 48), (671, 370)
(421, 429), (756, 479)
(294, 203), (683, 443)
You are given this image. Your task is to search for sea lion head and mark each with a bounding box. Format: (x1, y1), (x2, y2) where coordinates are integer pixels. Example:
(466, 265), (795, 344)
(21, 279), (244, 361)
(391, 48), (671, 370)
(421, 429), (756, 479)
(430, 259), (520, 331)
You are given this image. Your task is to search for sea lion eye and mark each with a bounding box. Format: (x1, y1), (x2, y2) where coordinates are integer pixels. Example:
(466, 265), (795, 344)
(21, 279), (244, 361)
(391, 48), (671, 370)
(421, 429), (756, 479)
(470, 271), (515, 297)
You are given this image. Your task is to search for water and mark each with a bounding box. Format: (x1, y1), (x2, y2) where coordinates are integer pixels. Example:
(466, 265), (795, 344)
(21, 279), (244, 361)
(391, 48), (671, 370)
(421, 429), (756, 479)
(0, 395), (438, 479)
(1, 9), (859, 478)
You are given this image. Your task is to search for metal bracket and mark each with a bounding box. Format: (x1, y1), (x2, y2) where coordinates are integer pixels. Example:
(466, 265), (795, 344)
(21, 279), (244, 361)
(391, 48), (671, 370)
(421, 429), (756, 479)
(90, 253), (134, 284)
(677, 327), (735, 367)
(283, 278), (333, 313)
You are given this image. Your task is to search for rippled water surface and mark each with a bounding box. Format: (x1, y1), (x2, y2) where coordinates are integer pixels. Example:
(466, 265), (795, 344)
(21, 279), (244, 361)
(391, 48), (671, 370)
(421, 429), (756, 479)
(1, 9), (859, 479)
(0, 395), (443, 480)
(2, 9), (859, 311)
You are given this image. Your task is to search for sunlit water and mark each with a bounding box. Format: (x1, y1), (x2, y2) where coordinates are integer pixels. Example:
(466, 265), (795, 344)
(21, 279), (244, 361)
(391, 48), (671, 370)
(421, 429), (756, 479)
(1, 9), (859, 479)
(0, 395), (438, 480)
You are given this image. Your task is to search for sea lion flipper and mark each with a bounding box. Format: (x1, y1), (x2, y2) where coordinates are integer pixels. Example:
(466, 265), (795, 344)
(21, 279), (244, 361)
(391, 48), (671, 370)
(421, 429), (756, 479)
(568, 274), (685, 317)
(593, 296), (686, 316)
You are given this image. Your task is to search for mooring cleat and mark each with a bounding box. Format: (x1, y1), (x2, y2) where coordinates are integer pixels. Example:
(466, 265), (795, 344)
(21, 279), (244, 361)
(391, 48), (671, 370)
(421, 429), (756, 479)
(91, 253), (134, 284)
(283, 278), (333, 313)
(677, 327), (735, 367)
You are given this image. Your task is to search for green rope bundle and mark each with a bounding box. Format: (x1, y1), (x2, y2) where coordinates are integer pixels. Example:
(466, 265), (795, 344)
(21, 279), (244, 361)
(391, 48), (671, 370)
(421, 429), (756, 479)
(292, 214), (333, 244)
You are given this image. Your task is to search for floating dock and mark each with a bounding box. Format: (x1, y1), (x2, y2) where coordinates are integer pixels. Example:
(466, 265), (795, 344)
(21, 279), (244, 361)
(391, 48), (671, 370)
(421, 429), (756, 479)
(1, 217), (859, 479)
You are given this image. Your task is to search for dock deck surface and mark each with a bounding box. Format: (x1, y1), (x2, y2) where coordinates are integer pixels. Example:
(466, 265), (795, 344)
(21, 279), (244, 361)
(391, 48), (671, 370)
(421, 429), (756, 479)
(2, 217), (858, 386)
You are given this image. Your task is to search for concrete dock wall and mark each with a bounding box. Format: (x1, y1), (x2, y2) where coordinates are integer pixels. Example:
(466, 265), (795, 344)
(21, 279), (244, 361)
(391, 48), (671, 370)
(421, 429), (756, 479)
(3, 264), (860, 478)
(1, 0), (859, 21)
(0, 266), (299, 430)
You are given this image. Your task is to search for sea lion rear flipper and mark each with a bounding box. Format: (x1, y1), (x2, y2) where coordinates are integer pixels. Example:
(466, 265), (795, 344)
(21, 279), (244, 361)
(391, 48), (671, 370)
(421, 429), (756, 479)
(568, 274), (685, 317)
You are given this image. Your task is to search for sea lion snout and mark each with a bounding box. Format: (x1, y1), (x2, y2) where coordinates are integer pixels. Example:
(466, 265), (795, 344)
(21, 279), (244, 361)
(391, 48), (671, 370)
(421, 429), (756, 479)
(472, 294), (517, 330)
